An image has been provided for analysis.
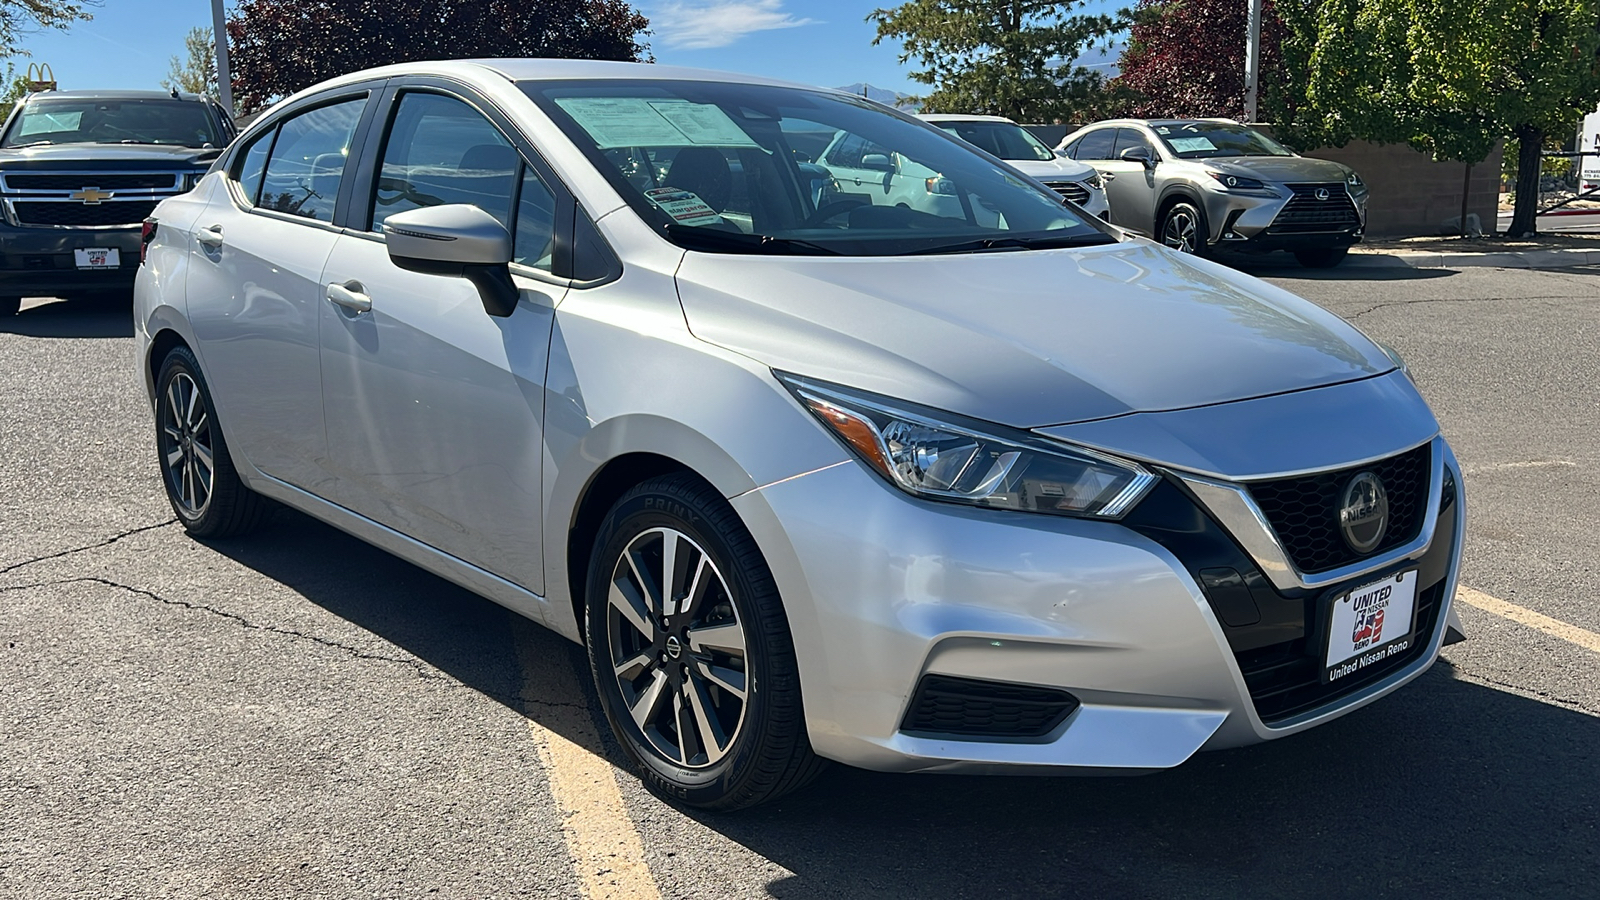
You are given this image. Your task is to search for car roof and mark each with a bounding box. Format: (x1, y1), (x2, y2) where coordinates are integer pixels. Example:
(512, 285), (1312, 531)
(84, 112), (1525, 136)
(303, 58), (827, 95)
(24, 89), (212, 103)
(918, 114), (1017, 124)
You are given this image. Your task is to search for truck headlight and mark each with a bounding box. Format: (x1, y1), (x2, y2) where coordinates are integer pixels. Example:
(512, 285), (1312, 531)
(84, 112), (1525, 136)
(779, 374), (1156, 519)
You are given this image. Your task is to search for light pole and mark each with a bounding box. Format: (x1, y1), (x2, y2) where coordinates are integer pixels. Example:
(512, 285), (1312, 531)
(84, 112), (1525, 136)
(1243, 0), (1261, 122)
(211, 0), (235, 117)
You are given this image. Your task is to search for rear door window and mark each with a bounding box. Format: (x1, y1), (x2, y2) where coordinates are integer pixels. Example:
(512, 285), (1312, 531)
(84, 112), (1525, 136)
(257, 98), (365, 222)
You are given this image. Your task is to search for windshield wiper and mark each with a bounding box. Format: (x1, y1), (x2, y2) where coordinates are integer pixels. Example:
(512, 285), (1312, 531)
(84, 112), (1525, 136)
(900, 232), (1117, 256)
(8, 140), (55, 148)
(663, 223), (840, 256)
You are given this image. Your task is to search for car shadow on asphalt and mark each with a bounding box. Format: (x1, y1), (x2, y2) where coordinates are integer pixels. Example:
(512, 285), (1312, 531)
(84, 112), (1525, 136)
(209, 508), (1598, 900)
(1219, 252), (1459, 281)
(1, 296), (134, 338)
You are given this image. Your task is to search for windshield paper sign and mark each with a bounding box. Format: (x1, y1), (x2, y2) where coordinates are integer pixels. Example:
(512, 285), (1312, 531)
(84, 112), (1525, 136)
(645, 187), (724, 226)
(555, 97), (757, 149)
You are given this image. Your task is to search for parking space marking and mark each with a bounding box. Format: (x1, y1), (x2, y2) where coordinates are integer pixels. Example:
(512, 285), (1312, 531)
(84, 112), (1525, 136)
(1457, 587), (1600, 654)
(514, 620), (661, 900)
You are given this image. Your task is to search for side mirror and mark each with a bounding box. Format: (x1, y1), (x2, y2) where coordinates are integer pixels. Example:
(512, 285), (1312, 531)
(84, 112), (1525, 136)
(383, 203), (519, 317)
(860, 153), (893, 171)
(1119, 145), (1155, 168)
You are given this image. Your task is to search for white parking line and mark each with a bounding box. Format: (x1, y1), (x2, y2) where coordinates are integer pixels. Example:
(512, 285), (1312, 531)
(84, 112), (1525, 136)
(514, 620), (661, 900)
(1457, 587), (1600, 654)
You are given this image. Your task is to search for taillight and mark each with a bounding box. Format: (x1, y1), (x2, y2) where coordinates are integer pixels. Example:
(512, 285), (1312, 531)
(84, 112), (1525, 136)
(140, 218), (158, 265)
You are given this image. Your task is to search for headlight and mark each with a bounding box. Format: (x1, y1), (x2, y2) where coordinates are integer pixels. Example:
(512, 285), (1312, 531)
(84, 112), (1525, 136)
(1082, 172), (1103, 191)
(183, 171), (207, 191)
(1206, 171), (1271, 192)
(1346, 171), (1365, 189)
(779, 374), (1157, 519)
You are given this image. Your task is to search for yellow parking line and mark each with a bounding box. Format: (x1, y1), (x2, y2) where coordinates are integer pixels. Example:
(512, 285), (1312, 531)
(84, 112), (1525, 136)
(514, 621), (662, 900)
(1457, 587), (1600, 654)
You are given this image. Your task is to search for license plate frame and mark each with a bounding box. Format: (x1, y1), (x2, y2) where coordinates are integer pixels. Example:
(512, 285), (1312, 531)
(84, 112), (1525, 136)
(73, 247), (120, 270)
(1322, 569), (1419, 684)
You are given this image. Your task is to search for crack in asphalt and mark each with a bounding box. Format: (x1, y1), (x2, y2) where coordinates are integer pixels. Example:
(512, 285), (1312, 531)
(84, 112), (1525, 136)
(0, 519), (177, 577)
(1451, 662), (1600, 717)
(1344, 293), (1587, 321)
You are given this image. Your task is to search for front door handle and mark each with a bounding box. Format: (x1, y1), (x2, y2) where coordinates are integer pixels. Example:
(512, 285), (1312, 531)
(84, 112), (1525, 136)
(1101, 171), (1116, 182)
(196, 224), (224, 248)
(325, 280), (372, 314)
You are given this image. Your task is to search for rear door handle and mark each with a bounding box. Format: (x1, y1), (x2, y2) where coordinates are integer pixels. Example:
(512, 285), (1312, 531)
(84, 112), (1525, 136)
(196, 224), (224, 248)
(325, 281), (372, 314)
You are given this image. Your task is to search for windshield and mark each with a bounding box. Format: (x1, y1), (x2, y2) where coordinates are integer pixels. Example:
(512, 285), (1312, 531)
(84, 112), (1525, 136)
(931, 119), (1054, 162)
(523, 80), (1113, 256)
(4, 98), (223, 148)
(1152, 122), (1295, 160)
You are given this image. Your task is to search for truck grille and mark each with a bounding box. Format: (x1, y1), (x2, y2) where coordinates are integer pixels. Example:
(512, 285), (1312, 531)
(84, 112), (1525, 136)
(1041, 180), (1090, 205)
(3, 172), (181, 191)
(1268, 183), (1360, 234)
(12, 200), (159, 227)
(1247, 443), (1431, 574)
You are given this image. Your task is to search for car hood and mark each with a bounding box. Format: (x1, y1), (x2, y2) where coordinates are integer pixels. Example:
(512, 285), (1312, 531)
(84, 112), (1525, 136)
(0, 143), (219, 168)
(675, 239), (1395, 429)
(1007, 157), (1097, 182)
(1200, 155), (1352, 184)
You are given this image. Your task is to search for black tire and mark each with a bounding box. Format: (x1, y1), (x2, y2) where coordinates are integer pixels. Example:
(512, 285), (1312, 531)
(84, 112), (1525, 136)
(0, 296), (19, 316)
(585, 474), (825, 810)
(1158, 200), (1208, 255)
(153, 346), (269, 537)
(1294, 247), (1349, 268)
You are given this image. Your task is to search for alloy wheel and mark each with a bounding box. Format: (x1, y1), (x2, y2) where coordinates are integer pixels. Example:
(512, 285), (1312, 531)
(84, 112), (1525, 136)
(1162, 208), (1200, 253)
(159, 372), (215, 516)
(606, 526), (749, 768)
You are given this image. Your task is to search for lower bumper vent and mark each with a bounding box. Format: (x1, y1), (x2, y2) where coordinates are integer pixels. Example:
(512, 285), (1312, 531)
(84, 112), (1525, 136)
(902, 674), (1079, 740)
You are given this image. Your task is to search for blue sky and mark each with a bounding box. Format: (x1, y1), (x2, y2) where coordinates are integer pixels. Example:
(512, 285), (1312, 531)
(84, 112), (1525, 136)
(15, 0), (932, 97)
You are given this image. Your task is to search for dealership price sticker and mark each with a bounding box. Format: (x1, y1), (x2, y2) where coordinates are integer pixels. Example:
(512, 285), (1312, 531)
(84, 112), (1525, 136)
(644, 187), (723, 226)
(1324, 570), (1418, 683)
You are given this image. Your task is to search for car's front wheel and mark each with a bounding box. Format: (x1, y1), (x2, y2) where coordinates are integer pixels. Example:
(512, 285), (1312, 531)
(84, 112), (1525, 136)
(154, 346), (269, 537)
(1294, 247), (1350, 268)
(1159, 201), (1207, 255)
(586, 474), (824, 810)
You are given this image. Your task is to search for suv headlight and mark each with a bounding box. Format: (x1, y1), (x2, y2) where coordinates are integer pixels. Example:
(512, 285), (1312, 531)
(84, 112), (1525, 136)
(779, 374), (1157, 519)
(1082, 172), (1103, 191)
(1346, 171), (1365, 190)
(1206, 171), (1273, 192)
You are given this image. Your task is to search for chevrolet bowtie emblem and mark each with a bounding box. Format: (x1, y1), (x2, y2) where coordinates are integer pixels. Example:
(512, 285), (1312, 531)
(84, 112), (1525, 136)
(70, 188), (114, 205)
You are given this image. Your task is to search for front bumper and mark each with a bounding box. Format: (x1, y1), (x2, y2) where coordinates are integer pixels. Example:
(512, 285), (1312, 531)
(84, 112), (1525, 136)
(0, 223), (141, 297)
(1203, 186), (1368, 251)
(733, 438), (1462, 775)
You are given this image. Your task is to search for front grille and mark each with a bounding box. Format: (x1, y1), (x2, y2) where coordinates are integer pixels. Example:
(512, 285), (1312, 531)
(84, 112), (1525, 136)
(1237, 581), (1443, 724)
(1042, 180), (1090, 205)
(902, 674), (1079, 740)
(1268, 183), (1359, 234)
(12, 200), (158, 227)
(3, 172), (180, 191)
(1248, 443), (1431, 574)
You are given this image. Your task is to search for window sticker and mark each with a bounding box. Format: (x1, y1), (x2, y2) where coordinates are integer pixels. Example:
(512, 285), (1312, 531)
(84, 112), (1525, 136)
(555, 96), (756, 149)
(1168, 136), (1217, 152)
(645, 186), (724, 226)
(19, 110), (82, 135)
(646, 100), (757, 146)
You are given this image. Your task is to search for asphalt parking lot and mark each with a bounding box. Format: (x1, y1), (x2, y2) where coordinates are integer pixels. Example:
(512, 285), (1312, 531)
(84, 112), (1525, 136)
(3, 261), (1597, 899)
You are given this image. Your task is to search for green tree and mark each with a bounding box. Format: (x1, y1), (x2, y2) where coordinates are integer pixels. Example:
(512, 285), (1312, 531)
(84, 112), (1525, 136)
(1286, 0), (1600, 235)
(162, 26), (216, 97)
(0, 62), (29, 121)
(0, 0), (95, 59)
(869, 1), (1126, 122)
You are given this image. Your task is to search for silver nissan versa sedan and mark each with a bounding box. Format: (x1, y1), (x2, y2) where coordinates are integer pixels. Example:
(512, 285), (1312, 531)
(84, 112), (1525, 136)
(134, 60), (1465, 810)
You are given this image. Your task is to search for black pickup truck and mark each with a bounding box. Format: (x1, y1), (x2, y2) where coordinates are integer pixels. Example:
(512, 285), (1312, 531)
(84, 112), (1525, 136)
(0, 89), (234, 316)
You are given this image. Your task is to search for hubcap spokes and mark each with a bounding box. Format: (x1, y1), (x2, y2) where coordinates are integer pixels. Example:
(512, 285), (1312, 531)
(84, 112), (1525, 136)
(607, 527), (748, 769)
(161, 373), (214, 515)
(1163, 212), (1197, 253)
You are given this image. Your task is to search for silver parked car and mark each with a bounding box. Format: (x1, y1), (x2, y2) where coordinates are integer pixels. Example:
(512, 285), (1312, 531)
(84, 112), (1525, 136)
(1058, 119), (1368, 267)
(135, 61), (1463, 810)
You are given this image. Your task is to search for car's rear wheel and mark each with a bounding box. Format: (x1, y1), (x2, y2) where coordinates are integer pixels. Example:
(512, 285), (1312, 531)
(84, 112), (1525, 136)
(1294, 247), (1349, 268)
(154, 346), (269, 537)
(0, 296), (19, 316)
(586, 474), (824, 810)
(1159, 201), (1207, 255)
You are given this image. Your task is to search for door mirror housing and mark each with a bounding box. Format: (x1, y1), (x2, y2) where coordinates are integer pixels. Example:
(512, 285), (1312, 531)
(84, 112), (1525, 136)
(860, 153), (893, 171)
(1119, 145), (1155, 168)
(383, 204), (519, 317)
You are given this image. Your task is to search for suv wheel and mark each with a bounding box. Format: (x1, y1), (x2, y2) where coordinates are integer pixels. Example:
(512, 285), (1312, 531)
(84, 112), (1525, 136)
(1294, 247), (1349, 268)
(154, 346), (270, 537)
(1159, 201), (1206, 255)
(586, 474), (824, 810)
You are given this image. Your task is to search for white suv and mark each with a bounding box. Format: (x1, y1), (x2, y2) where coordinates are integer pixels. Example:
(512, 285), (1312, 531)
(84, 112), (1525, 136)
(921, 114), (1110, 219)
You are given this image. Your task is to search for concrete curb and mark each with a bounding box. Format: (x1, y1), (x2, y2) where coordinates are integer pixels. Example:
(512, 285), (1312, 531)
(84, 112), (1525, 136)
(1347, 247), (1600, 269)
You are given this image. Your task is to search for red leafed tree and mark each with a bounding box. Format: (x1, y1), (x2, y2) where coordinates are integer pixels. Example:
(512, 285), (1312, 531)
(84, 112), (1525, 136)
(1113, 0), (1291, 121)
(228, 0), (650, 113)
